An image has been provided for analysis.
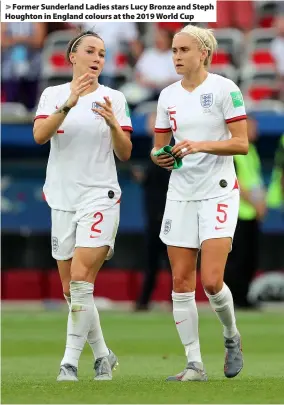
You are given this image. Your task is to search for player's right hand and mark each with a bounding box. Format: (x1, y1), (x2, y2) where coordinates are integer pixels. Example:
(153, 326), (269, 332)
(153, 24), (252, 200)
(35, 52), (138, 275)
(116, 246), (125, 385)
(66, 73), (95, 107)
(154, 154), (175, 170)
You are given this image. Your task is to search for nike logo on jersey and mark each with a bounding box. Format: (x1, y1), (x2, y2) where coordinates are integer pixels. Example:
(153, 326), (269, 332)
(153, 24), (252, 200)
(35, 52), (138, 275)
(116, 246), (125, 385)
(175, 319), (187, 325)
(90, 235), (100, 238)
(215, 226), (225, 230)
(167, 106), (176, 109)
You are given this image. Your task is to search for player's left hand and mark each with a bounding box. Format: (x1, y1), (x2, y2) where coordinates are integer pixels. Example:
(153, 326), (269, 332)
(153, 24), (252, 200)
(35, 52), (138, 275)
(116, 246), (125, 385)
(92, 97), (117, 128)
(171, 140), (202, 158)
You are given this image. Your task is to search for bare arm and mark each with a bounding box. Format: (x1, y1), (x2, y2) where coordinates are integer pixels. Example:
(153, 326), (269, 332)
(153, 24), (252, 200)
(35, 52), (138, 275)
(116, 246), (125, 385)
(110, 126), (132, 162)
(199, 120), (249, 155)
(172, 119), (249, 158)
(150, 131), (175, 170)
(33, 102), (72, 145)
(33, 73), (95, 145)
(135, 72), (159, 90)
(30, 23), (47, 48)
(151, 131), (172, 158)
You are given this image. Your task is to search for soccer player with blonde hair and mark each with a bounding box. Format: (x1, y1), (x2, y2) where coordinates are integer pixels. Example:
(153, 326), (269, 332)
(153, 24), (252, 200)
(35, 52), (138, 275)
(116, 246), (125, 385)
(152, 24), (247, 381)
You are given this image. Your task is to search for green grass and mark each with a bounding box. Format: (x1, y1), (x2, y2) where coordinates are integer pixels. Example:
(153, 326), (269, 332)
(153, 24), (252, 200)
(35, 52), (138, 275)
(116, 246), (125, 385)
(2, 308), (284, 403)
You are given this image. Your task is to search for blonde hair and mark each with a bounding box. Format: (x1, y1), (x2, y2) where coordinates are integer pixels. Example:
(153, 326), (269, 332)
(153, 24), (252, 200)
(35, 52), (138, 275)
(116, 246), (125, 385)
(176, 24), (218, 68)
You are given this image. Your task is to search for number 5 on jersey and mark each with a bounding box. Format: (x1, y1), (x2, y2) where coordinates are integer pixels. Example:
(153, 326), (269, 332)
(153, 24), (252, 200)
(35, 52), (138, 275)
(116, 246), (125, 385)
(169, 111), (177, 132)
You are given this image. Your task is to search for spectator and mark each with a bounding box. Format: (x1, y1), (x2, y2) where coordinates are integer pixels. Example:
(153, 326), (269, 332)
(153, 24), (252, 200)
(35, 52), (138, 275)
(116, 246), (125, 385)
(135, 27), (181, 99)
(271, 15), (284, 100)
(225, 117), (266, 309)
(1, 22), (47, 110)
(119, 27), (181, 107)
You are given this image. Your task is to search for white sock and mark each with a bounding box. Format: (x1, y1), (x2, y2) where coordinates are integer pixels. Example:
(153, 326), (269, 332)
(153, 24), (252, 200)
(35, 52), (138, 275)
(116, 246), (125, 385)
(172, 291), (202, 363)
(205, 283), (238, 338)
(64, 294), (109, 359)
(87, 303), (109, 359)
(61, 281), (94, 368)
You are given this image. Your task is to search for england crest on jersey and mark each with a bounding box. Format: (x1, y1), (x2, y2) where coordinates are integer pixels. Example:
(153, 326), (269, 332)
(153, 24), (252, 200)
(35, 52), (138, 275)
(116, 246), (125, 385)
(92, 102), (103, 116)
(200, 93), (213, 109)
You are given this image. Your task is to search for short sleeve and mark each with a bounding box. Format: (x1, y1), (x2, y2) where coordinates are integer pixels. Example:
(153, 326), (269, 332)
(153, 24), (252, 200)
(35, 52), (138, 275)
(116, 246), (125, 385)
(112, 92), (133, 133)
(221, 80), (247, 124)
(34, 87), (56, 121)
(155, 92), (171, 133)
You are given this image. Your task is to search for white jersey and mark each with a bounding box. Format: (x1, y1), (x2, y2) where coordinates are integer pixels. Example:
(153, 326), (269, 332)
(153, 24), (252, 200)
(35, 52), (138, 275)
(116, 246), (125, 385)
(155, 73), (246, 201)
(35, 83), (132, 212)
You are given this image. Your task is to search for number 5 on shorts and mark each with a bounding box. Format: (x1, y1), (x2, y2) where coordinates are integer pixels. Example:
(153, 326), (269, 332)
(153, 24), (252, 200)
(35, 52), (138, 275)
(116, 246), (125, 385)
(216, 203), (228, 223)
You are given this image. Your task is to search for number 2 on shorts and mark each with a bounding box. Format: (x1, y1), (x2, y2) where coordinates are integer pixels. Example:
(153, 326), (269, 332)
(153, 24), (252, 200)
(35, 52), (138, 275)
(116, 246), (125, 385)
(91, 212), (104, 234)
(216, 203), (228, 223)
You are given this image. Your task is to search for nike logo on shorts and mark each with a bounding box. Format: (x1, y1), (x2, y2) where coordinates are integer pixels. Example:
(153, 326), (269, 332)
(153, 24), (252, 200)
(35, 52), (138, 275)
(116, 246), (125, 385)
(215, 226), (225, 230)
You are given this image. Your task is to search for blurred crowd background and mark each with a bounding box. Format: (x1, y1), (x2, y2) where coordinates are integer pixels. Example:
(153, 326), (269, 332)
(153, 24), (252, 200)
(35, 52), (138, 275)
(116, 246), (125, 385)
(1, 1), (284, 310)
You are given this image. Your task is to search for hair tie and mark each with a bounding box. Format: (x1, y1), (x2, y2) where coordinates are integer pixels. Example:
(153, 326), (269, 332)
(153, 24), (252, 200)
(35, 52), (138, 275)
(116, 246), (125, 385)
(180, 30), (210, 51)
(70, 34), (93, 53)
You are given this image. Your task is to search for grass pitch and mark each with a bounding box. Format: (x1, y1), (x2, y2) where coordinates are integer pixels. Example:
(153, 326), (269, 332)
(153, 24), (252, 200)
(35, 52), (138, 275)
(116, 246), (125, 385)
(2, 307), (284, 404)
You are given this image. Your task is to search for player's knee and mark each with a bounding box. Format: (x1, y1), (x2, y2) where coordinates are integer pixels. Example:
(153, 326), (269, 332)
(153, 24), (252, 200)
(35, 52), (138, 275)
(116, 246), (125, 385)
(70, 264), (89, 282)
(172, 273), (195, 293)
(202, 274), (223, 295)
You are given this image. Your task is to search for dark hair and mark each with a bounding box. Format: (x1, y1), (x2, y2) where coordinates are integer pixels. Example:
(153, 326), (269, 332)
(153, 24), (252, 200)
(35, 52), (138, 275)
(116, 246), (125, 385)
(156, 28), (175, 49)
(66, 30), (104, 63)
(163, 29), (175, 47)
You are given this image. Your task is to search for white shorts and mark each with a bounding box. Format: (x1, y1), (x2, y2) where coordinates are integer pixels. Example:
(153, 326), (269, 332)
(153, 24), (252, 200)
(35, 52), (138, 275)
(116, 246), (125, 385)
(160, 190), (240, 249)
(51, 204), (120, 261)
